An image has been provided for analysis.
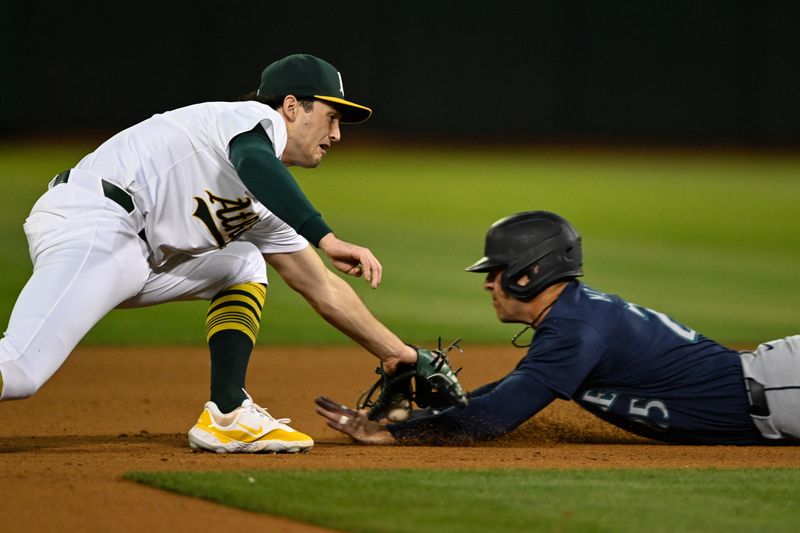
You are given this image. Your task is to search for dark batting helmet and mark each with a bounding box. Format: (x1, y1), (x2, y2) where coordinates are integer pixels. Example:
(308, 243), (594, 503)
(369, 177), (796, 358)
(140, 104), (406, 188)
(465, 211), (583, 301)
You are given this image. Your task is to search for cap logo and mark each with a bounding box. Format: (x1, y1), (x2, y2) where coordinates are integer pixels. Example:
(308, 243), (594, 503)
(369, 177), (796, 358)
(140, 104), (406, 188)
(337, 71), (344, 96)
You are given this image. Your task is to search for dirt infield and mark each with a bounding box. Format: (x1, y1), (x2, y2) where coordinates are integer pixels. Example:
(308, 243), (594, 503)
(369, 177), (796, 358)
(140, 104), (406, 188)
(3, 345), (800, 532)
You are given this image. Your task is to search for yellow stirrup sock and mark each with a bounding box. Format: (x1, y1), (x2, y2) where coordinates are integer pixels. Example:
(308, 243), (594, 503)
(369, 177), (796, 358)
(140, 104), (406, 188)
(206, 282), (267, 344)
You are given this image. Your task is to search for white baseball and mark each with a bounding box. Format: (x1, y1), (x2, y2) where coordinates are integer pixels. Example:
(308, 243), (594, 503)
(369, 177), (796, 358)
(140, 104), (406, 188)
(386, 408), (410, 422)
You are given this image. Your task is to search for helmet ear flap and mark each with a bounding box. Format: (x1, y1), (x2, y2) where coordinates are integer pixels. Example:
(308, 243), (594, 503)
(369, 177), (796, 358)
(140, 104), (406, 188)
(501, 261), (540, 301)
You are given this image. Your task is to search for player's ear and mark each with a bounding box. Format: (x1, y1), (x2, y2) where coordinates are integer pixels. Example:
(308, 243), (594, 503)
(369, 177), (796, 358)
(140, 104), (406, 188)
(281, 95), (299, 122)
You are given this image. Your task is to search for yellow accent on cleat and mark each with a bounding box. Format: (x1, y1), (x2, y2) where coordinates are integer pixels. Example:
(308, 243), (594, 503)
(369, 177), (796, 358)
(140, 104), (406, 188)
(188, 395), (314, 453)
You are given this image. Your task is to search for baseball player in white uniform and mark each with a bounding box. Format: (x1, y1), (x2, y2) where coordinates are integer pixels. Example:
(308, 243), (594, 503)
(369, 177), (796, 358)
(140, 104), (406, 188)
(0, 54), (423, 453)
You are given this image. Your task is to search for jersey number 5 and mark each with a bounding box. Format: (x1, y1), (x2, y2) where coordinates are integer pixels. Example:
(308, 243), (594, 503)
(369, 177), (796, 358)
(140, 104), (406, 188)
(582, 390), (670, 430)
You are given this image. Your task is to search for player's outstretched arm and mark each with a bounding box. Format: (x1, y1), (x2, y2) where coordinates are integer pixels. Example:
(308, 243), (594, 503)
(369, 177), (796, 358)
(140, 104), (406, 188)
(265, 247), (415, 368)
(267, 247), (469, 410)
(318, 233), (382, 288)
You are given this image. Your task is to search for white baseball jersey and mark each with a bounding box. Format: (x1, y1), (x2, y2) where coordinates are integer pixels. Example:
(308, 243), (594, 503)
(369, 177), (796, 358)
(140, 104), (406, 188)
(0, 101), (309, 399)
(74, 101), (297, 266)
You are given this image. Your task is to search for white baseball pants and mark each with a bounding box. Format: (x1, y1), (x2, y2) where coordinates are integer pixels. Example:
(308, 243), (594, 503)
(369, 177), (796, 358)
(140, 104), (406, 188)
(0, 177), (274, 400)
(740, 335), (800, 440)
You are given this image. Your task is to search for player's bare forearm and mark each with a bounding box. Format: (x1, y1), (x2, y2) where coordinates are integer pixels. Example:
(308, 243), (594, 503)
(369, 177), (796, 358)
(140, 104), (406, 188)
(310, 269), (415, 366)
(265, 247), (415, 366)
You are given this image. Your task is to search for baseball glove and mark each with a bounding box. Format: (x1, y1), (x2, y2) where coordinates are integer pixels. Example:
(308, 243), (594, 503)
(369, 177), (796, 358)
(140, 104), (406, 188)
(357, 338), (468, 421)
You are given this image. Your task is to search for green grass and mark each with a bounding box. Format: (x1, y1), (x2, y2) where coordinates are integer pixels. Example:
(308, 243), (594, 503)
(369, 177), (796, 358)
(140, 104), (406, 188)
(1, 141), (799, 344)
(126, 468), (800, 532)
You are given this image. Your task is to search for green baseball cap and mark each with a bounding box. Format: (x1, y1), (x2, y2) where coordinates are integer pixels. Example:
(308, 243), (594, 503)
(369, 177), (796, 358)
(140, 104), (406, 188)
(257, 54), (372, 124)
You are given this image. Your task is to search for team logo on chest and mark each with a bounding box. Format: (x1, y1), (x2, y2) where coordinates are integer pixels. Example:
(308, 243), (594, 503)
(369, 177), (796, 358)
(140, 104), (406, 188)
(193, 190), (259, 247)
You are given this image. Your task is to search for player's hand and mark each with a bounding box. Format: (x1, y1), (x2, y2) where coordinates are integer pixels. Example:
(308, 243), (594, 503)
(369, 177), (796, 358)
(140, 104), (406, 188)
(315, 396), (397, 445)
(318, 233), (383, 288)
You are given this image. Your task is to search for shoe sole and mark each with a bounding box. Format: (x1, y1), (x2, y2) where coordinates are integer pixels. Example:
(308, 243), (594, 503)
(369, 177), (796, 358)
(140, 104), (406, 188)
(188, 428), (314, 454)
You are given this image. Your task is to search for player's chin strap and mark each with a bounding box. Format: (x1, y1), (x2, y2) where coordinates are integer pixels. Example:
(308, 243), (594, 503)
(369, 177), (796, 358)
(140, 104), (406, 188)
(511, 301), (556, 348)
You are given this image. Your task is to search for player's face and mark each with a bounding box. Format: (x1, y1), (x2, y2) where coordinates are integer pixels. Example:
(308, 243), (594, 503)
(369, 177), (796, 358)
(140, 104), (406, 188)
(283, 100), (342, 168)
(484, 269), (531, 323)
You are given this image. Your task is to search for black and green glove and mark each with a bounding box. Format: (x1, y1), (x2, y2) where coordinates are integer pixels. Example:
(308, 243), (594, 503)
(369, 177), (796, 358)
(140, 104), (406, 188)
(357, 339), (468, 421)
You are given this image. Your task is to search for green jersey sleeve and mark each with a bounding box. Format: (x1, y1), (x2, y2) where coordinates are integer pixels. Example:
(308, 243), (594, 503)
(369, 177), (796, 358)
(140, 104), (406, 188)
(228, 125), (332, 247)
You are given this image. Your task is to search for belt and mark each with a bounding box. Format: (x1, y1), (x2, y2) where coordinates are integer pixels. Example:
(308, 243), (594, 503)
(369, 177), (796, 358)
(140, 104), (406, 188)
(746, 378), (770, 417)
(53, 170), (147, 243)
(53, 170), (135, 213)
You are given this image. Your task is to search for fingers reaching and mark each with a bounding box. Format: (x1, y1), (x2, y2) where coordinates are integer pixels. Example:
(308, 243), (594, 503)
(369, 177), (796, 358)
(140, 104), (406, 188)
(346, 264), (363, 278)
(359, 249), (382, 288)
(319, 234), (383, 288)
(314, 396), (396, 445)
(315, 396), (361, 433)
(344, 248), (381, 288)
(315, 396), (356, 416)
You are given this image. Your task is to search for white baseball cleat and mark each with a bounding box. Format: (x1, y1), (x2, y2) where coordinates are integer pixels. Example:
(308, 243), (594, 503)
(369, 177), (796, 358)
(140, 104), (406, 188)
(188, 394), (313, 454)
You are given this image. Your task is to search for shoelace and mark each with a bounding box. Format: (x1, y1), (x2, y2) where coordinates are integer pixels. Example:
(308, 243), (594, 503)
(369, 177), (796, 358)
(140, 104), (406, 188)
(247, 402), (291, 425)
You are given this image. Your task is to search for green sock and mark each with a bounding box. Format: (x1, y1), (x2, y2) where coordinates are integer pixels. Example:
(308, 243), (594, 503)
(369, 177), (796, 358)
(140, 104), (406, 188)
(209, 330), (252, 413)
